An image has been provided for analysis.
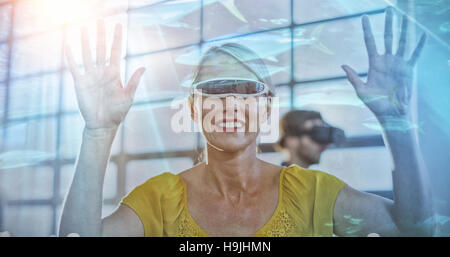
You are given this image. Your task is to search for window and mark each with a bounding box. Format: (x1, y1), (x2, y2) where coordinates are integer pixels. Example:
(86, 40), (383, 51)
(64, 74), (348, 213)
(2, 0), (446, 236)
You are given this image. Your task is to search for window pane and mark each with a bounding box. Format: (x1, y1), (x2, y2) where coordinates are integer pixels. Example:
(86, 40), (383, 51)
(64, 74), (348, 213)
(59, 162), (117, 199)
(275, 85), (291, 117)
(198, 29), (292, 85)
(10, 31), (62, 77)
(124, 103), (197, 153)
(2, 118), (57, 157)
(294, 13), (390, 81)
(257, 152), (284, 166)
(3, 205), (53, 236)
(125, 157), (193, 194)
(101, 204), (118, 218)
(294, 79), (381, 137)
(55, 203), (118, 227)
(294, 0), (391, 24)
(0, 44), (8, 82)
(13, 0), (128, 37)
(0, 83), (5, 120)
(127, 0), (200, 54)
(126, 47), (199, 103)
(311, 146), (393, 191)
(398, 0), (450, 45)
(8, 73), (60, 119)
(59, 114), (122, 159)
(203, 0), (291, 40)
(0, 4), (11, 42)
(129, 0), (165, 9)
(61, 71), (78, 112)
(0, 165), (53, 200)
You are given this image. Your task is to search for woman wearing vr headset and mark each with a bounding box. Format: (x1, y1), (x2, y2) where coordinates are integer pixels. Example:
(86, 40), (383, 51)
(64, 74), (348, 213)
(60, 8), (434, 237)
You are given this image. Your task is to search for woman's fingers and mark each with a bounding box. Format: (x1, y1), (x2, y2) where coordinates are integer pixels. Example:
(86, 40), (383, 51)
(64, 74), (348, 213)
(81, 26), (94, 71)
(65, 44), (81, 79)
(384, 7), (393, 55)
(342, 65), (365, 91)
(110, 24), (123, 67)
(396, 15), (409, 57)
(409, 33), (427, 65)
(126, 67), (146, 98)
(96, 19), (106, 66)
(362, 15), (378, 60)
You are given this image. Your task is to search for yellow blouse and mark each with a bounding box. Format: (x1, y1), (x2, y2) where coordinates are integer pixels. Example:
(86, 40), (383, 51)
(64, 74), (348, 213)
(120, 164), (346, 237)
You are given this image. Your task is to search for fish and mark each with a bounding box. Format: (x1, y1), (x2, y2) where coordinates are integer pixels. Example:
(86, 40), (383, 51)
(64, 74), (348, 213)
(295, 84), (366, 107)
(175, 25), (333, 65)
(258, 18), (289, 26)
(0, 150), (55, 169)
(310, 24), (335, 55)
(130, 0), (247, 29)
(439, 21), (450, 33)
(362, 116), (425, 133)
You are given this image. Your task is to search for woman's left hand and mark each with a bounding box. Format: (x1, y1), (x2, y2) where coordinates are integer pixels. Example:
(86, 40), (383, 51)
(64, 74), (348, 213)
(341, 7), (426, 119)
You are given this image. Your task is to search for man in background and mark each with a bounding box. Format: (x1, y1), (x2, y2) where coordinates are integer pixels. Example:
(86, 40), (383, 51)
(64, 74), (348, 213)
(277, 110), (345, 168)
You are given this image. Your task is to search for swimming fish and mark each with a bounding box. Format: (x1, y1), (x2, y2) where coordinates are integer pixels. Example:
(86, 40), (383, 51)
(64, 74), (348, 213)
(258, 18), (289, 26)
(362, 116), (425, 133)
(439, 21), (450, 33)
(295, 85), (366, 107)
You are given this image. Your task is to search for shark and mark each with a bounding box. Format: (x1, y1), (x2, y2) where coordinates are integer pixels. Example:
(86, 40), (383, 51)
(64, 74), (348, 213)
(295, 88), (366, 107)
(175, 24), (334, 65)
(362, 116), (425, 133)
(131, 0), (247, 29)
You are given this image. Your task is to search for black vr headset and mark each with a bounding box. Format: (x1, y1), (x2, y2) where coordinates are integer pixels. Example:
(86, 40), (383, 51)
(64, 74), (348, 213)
(290, 123), (346, 145)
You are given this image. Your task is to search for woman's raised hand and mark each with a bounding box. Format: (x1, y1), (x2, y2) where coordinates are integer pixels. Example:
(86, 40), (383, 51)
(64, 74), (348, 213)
(342, 7), (426, 120)
(65, 20), (145, 131)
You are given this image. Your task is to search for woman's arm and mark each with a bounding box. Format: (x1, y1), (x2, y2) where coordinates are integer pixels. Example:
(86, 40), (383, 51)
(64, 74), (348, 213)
(58, 20), (145, 236)
(334, 125), (434, 236)
(334, 7), (435, 236)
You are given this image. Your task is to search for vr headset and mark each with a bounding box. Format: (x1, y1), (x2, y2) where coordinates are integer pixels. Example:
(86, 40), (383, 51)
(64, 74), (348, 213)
(290, 124), (346, 145)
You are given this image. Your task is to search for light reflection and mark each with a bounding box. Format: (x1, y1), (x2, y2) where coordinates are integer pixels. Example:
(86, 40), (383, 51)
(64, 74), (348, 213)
(0, 150), (54, 169)
(132, 0), (247, 29)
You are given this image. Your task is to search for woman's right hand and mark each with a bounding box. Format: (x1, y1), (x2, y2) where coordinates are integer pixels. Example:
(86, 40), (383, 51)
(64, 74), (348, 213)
(65, 20), (145, 132)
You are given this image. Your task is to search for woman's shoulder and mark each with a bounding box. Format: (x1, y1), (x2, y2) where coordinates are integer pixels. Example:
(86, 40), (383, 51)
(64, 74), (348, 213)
(134, 163), (204, 195)
(140, 172), (179, 186)
(282, 164), (346, 190)
(131, 172), (184, 198)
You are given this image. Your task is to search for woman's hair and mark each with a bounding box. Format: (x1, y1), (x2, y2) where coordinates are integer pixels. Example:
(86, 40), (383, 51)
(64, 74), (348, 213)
(190, 42), (274, 95)
(191, 43), (273, 164)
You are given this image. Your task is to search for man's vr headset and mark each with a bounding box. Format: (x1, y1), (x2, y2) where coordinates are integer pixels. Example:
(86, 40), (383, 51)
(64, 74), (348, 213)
(290, 124), (346, 145)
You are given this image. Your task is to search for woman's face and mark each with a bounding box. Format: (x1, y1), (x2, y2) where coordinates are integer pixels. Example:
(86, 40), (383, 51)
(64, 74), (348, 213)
(190, 53), (270, 152)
